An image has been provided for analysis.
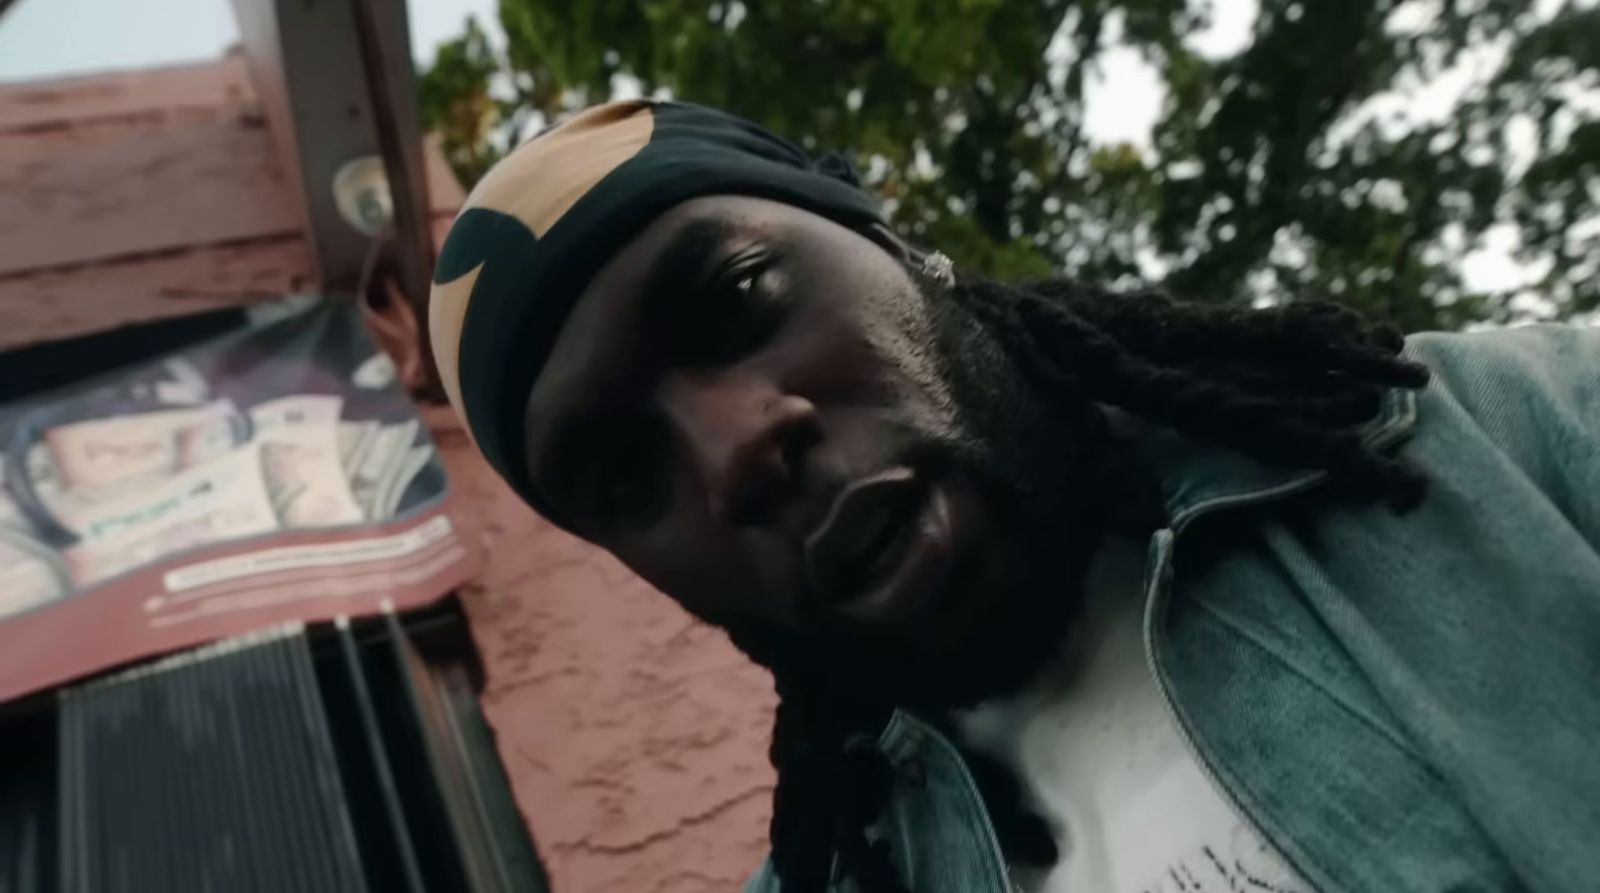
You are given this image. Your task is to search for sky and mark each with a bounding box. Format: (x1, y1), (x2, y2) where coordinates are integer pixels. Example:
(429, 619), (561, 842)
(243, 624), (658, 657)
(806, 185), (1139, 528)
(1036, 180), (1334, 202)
(0, 0), (502, 78)
(0, 0), (1578, 301)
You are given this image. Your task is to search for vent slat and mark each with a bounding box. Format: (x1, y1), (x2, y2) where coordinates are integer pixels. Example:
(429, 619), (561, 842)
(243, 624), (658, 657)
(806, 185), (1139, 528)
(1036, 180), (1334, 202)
(58, 629), (368, 892)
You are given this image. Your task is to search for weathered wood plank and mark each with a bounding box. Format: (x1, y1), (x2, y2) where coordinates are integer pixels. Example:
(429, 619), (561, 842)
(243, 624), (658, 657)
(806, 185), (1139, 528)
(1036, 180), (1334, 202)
(0, 116), (303, 275)
(0, 57), (258, 134)
(0, 207), (457, 351)
(0, 55), (466, 346)
(0, 59), (464, 279)
(0, 236), (313, 351)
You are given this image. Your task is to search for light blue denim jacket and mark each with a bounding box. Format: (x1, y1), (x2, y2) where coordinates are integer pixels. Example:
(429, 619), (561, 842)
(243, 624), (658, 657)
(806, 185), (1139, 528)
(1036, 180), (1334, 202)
(748, 324), (1600, 893)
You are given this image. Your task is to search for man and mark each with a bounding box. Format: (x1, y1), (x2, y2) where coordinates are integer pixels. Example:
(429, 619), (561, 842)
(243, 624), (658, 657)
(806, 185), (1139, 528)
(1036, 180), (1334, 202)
(428, 99), (1600, 893)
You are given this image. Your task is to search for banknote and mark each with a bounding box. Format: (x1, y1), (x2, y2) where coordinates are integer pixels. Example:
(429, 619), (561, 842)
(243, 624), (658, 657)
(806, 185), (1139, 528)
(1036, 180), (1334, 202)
(152, 357), (210, 406)
(59, 445), (281, 587)
(250, 394), (343, 432)
(349, 420), (417, 520)
(46, 401), (237, 492)
(0, 461), (34, 533)
(337, 420), (379, 478)
(372, 444), (435, 521)
(351, 351), (397, 390)
(0, 489), (27, 533)
(26, 442), (69, 520)
(175, 405), (245, 469)
(0, 527), (67, 619)
(338, 419), (427, 519)
(256, 418), (365, 530)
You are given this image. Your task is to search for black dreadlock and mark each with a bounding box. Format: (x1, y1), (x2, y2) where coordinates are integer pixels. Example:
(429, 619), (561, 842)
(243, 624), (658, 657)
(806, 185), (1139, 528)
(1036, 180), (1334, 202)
(756, 273), (1433, 893)
(982, 276), (1432, 507)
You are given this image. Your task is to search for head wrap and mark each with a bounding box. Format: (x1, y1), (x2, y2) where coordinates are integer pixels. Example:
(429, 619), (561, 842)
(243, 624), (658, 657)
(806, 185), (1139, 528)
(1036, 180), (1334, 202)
(428, 99), (883, 508)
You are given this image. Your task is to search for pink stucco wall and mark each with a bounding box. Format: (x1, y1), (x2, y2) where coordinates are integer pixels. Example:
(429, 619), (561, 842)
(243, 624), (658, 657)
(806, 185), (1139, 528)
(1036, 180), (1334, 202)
(425, 405), (779, 893)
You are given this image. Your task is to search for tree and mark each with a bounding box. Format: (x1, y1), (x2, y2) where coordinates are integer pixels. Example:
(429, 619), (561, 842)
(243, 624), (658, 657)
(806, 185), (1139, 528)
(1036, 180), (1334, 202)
(419, 0), (1600, 331)
(417, 16), (504, 186)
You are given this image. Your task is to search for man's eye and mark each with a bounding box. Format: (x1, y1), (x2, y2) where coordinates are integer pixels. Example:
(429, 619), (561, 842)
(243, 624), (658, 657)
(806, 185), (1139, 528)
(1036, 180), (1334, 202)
(688, 262), (780, 363)
(723, 269), (765, 312)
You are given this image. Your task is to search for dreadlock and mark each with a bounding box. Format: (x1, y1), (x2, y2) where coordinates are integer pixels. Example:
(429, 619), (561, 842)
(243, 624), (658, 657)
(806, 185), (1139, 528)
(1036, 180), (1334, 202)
(978, 275), (1432, 507)
(756, 272), (1432, 893)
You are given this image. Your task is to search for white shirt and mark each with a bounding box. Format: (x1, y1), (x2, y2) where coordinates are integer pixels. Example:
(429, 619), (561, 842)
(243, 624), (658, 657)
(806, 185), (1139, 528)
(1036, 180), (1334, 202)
(953, 535), (1309, 893)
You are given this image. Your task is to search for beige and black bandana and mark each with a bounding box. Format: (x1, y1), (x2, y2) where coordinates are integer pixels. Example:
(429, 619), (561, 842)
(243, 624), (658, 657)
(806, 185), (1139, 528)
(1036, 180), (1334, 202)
(428, 99), (882, 512)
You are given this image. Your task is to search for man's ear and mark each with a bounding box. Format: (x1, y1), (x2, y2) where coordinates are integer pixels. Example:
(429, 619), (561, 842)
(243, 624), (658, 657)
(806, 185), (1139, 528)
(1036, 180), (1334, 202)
(358, 277), (429, 393)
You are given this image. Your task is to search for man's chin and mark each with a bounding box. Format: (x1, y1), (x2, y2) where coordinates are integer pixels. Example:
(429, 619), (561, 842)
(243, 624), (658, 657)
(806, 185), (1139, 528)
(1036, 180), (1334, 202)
(727, 456), (1107, 714)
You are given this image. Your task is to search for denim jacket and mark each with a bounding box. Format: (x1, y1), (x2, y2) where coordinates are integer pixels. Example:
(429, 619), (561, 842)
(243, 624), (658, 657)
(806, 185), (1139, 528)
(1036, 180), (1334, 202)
(748, 324), (1600, 893)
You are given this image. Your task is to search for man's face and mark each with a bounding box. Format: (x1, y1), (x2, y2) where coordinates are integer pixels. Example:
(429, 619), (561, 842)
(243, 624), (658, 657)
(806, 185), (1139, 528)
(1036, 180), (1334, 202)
(523, 195), (1104, 704)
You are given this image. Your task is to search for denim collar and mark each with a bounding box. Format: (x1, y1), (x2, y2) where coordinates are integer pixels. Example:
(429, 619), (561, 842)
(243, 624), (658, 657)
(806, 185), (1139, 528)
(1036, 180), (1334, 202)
(872, 388), (1420, 746)
(1145, 387), (1419, 533)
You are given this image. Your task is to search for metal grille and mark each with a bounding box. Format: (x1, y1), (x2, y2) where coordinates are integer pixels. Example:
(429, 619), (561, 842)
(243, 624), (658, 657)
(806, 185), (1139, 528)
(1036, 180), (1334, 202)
(57, 627), (369, 893)
(0, 708), (52, 893)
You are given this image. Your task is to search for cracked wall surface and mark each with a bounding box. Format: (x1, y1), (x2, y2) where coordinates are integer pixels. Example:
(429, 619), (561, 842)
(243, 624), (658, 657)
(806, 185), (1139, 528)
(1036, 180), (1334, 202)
(429, 405), (778, 892)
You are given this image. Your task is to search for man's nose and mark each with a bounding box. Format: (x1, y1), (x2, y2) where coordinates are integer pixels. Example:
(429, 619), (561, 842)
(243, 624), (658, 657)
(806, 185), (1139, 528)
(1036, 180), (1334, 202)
(658, 371), (820, 527)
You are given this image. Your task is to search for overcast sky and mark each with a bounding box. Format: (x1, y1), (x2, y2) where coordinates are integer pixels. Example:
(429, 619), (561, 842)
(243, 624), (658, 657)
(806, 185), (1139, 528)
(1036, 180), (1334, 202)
(3, 0), (1584, 300)
(0, 0), (503, 78)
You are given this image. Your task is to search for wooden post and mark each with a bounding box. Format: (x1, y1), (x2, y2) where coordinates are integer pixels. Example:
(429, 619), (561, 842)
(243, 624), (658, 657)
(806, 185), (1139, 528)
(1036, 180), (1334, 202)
(350, 0), (436, 310)
(229, 0), (434, 301)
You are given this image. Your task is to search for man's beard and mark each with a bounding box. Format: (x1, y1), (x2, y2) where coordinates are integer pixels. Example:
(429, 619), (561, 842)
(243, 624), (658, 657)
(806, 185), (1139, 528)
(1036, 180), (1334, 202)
(728, 281), (1136, 713)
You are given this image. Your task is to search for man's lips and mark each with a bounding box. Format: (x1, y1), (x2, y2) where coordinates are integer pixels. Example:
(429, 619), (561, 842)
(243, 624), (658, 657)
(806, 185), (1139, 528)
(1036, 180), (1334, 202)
(803, 467), (959, 624)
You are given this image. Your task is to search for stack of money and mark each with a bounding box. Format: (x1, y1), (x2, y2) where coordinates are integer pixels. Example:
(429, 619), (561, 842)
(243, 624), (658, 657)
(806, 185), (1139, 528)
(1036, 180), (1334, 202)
(342, 418), (434, 522)
(250, 394), (342, 430)
(28, 441), (71, 523)
(0, 461), (33, 533)
(375, 444), (434, 521)
(337, 420), (378, 476)
(250, 396), (365, 530)
(0, 527), (68, 619)
(59, 445), (280, 588)
(151, 357), (210, 406)
(35, 401), (243, 529)
(0, 458), (68, 617)
(1, 386), (442, 594)
(47, 401), (237, 493)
